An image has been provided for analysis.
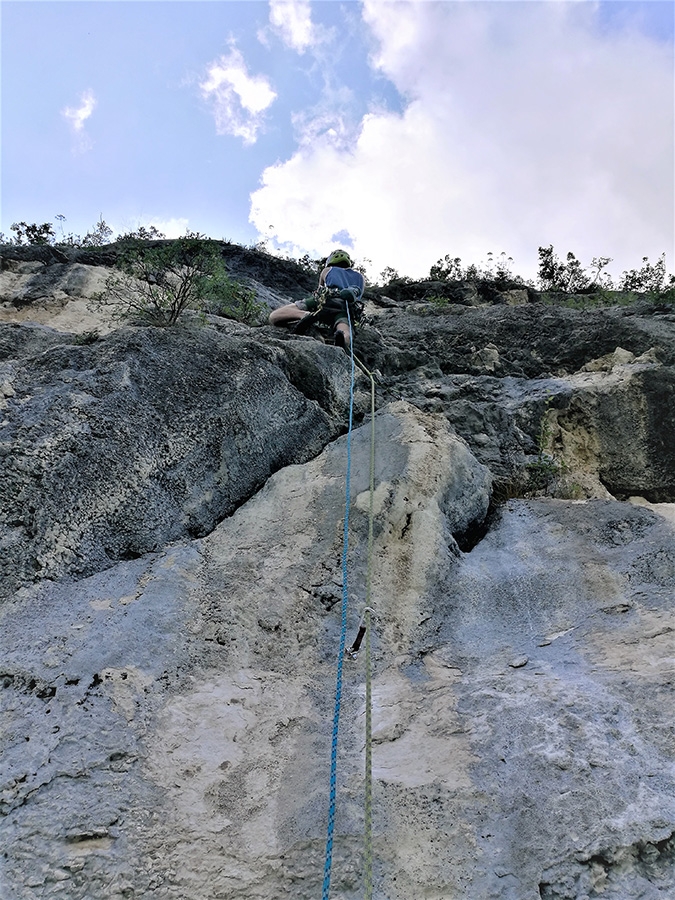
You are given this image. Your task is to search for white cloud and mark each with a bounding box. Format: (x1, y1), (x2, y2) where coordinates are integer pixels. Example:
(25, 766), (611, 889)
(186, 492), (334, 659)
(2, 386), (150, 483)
(113, 216), (190, 240)
(268, 0), (317, 53)
(147, 217), (190, 238)
(291, 84), (362, 150)
(61, 89), (97, 152)
(250, 2), (674, 282)
(200, 47), (276, 145)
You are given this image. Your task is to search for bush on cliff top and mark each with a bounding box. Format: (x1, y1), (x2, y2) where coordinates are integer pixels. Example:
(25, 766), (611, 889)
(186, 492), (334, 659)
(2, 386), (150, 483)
(2, 217), (673, 304)
(426, 245), (675, 297)
(98, 236), (266, 327)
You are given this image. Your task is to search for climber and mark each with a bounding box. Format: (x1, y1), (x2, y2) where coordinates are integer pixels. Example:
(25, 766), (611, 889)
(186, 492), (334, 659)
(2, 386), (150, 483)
(269, 249), (365, 352)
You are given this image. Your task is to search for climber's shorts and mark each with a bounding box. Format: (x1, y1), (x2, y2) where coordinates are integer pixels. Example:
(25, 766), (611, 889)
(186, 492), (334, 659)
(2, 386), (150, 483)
(295, 290), (356, 327)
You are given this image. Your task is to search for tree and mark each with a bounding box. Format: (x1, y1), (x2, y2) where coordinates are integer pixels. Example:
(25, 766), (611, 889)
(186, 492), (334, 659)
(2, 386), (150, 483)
(379, 265), (401, 285)
(117, 225), (166, 242)
(429, 255), (463, 281)
(588, 256), (613, 289)
(9, 221), (56, 245)
(619, 254), (674, 293)
(81, 215), (113, 247)
(537, 246), (589, 292)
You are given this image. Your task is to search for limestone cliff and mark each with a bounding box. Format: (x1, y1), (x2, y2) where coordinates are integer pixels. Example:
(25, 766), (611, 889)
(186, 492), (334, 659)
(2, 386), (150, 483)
(1, 244), (674, 899)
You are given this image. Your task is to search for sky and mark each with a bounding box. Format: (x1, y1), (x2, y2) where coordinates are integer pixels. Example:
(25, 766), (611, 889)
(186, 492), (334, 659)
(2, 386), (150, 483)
(1, 0), (673, 283)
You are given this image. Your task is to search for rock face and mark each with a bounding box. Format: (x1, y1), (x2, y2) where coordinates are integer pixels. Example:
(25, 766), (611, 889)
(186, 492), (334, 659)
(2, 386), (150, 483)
(363, 302), (675, 501)
(0, 321), (353, 598)
(1, 244), (674, 899)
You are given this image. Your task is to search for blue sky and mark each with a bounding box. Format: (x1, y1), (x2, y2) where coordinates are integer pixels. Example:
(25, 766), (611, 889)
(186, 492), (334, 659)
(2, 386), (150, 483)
(2, 1), (673, 282)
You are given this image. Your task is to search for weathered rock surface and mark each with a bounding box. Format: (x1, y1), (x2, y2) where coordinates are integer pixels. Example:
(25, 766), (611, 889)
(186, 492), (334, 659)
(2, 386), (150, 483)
(362, 302), (675, 500)
(0, 259), (117, 333)
(0, 247), (674, 899)
(0, 321), (356, 598)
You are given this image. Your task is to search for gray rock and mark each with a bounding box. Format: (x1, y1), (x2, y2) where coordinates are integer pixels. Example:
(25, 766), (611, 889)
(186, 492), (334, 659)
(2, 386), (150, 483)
(0, 322), (355, 597)
(1, 410), (673, 899)
(1, 253), (674, 900)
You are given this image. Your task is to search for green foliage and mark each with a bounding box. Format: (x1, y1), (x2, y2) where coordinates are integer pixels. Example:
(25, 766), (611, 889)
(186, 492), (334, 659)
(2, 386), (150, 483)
(537, 245), (590, 292)
(9, 221), (56, 245)
(429, 251), (527, 287)
(81, 216), (113, 247)
(352, 257), (371, 277)
(3, 216), (115, 249)
(100, 237), (264, 327)
(479, 251), (517, 283)
(587, 255), (613, 289)
(537, 247), (675, 301)
(297, 253), (322, 275)
(72, 330), (101, 345)
(428, 246), (673, 302)
(205, 275), (268, 325)
(377, 265), (413, 287)
(618, 253), (675, 293)
(542, 290), (637, 311)
(428, 294), (450, 310)
(525, 454), (563, 492)
(117, 225), (166, 243)
(379, 265), (401, 285)
(429, 255), (463, 281)
(101, 237), (218, 325)
(5, 213), (672, 305)
(525, 394), (564, 493)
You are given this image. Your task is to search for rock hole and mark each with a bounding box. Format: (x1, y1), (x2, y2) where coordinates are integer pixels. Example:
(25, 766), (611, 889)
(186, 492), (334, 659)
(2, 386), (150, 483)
(454, 501), (500, 553)
(118, 548), (144, 561)
(36, 684), (56, 700)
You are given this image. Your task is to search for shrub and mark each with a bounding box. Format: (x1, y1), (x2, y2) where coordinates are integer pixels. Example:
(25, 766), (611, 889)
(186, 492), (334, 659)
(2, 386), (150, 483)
(297, 253), (321, 275)
(9, 222), (56, 245)
(205, 276), (267, 326)
(80, 216), (113, 247)
(525, 393), (565, 493)
(2, 216), (116, 249)
(618, 253), (675, 293)
(537, 247), (674, 300)
(116, 225), (166, 243)
(72, 330), (101, 345)
(100, 237), (265, 327)
(429, 251), (528, 288)
(537, 245), (590, 292)
(429, 255), (463, 281)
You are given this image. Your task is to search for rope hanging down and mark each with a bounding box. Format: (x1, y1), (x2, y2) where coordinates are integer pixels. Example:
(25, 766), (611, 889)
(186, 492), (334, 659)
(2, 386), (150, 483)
(322, 310), (378, 900)
(321, 305), (356, 900)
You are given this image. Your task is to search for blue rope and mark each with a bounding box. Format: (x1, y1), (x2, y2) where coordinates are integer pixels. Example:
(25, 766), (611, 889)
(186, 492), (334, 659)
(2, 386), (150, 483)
(322, 306), (355, 900)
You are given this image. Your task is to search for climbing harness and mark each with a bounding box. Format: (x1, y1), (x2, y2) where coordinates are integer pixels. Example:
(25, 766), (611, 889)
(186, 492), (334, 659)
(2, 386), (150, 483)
(321, 307), (377, 900)
(293, 286), (366, 341)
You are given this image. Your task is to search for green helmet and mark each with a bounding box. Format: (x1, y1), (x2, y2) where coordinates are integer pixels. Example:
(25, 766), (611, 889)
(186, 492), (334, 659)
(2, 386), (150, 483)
(326, 249), (352, 268)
